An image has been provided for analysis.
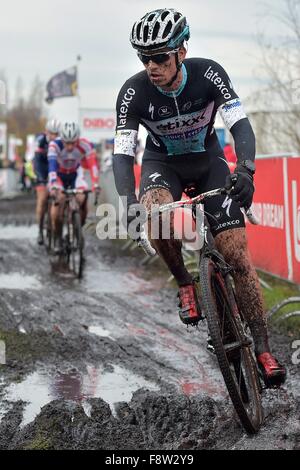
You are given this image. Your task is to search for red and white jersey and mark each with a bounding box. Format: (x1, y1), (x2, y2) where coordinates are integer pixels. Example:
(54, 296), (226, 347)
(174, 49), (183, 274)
(48, 138), (99, 185)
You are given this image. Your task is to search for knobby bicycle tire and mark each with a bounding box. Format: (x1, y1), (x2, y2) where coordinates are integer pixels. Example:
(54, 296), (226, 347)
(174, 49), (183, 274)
(199, 255), (263, 434)
(71, 211), (84, 279)
(45, 203), (53, 254)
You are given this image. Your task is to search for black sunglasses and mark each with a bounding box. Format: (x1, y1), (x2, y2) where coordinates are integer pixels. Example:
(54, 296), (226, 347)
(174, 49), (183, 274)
(137, 49), (179, 65)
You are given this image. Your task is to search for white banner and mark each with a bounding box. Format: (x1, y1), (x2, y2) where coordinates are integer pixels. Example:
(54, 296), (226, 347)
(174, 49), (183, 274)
(80, 108), (116, 142)
(8, 136), (22, 162)
(25, 134), (36, 162)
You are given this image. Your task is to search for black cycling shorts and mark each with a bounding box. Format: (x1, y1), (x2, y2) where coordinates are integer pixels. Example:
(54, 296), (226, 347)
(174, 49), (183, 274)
(33, 154), (48, 186)
(139, 152), (245, 237)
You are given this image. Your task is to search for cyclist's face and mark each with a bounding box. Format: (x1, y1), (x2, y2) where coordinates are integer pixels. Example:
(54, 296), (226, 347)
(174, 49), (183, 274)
(143, 47), (186, 87)
(47, 132), (59, 142)
(64, 142), (77, 152)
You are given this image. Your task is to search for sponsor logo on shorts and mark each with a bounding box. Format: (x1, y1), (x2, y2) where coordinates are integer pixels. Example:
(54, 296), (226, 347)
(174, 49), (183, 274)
(222, 196), (233, 217)
(144, 183), (170, 192)
(216, 219), (241, 231)
(149, 173), (162, 183)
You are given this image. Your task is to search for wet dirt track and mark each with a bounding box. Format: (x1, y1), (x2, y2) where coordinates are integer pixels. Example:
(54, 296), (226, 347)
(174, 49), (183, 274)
(0, 195), (299, 450)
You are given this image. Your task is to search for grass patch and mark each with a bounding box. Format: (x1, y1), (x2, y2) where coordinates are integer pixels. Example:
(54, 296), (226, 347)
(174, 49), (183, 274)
(23, 434), (52, 450)
(259, 271), (300, 337)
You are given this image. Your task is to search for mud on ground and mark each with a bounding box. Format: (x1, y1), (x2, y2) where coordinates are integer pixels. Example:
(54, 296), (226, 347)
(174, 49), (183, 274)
(0, 194), (299, 450)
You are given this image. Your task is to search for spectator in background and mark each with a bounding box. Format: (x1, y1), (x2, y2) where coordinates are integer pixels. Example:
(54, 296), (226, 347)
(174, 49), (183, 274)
(102, 138), (114, 170)
(223, 142), (237, 173)
(223, 142), (237, 164)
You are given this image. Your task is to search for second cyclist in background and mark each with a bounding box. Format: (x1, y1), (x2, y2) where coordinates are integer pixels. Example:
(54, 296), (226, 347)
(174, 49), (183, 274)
(33, 119), (61, 245)
(48, 121), (100, 253)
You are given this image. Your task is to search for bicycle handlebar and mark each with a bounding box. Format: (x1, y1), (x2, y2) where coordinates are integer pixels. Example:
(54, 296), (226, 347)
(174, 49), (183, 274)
(155, 187), (260, 225)
(136, 185), (259, 257)
(49, 187), (101, 207)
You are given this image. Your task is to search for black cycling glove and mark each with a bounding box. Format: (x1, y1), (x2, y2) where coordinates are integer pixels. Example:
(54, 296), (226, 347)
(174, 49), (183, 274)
(225, 165), (255, 210)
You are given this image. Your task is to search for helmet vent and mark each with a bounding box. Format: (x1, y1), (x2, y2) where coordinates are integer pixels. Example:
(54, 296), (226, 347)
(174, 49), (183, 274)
(152, 22), (160, 41)
(143, 25), (149, 43)
(174, 12), (181, 22)
(161, 11), (169, 21)
(136, 23), (142, 40)
(148, 13), (155, 21)
(163, 21), (172, 39)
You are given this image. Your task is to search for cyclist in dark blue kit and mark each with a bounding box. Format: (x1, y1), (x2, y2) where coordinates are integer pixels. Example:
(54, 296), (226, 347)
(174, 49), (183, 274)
(113, 8), (286, 387)
(33, 119), (61, 245)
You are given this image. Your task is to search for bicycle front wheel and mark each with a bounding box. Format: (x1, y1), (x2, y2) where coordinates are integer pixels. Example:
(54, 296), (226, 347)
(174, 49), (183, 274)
(70, 211), (84, 279)
(199, 256), (263, 434)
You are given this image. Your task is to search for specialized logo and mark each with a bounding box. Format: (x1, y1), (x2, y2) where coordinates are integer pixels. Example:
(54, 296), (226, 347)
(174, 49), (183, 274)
(204, 66), (232, 100)
(149, 173), (162, 183)
(118, 88), (136, 128)
(222, 196), (233, 217)
(158, 106), (173, 118)
(149, 103), (155, 120)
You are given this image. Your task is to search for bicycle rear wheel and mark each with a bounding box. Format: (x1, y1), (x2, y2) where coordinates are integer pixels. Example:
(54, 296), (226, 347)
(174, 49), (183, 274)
(199, 256), (263, 434)
(70, 211), (84, 279)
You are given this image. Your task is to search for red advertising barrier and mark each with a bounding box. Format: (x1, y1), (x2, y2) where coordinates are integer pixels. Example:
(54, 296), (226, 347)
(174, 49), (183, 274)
(247, 156), (300, 284)
(134, 157), (300, 284)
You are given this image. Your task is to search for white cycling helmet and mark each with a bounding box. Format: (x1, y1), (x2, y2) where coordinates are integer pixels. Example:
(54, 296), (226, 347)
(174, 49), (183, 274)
(60, 121), (80, 143)
(46, 118), (61, 134)
(130, 9), (190, 53)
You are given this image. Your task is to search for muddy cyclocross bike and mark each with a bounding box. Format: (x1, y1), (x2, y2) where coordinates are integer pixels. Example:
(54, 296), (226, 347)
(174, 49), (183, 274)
(46, 188), (99, 279)
(138, 183), (264, 434)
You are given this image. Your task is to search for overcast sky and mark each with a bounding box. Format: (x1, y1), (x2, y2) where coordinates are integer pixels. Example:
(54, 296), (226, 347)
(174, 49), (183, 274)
(0, 0), (286, 119)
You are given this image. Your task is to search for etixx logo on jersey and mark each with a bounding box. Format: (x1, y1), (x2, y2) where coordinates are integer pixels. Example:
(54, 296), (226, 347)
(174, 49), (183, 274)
(158, 106), (173, 118)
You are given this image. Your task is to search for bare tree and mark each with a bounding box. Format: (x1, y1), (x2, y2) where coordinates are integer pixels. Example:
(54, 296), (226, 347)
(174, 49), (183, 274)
(248, 0), (300, 154)
(4, 75), (46, 156)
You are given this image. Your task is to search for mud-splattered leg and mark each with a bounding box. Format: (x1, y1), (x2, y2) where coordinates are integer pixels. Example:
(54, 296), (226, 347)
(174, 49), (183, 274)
(215, 227), (270, 355)
(140, 189), (192, 286)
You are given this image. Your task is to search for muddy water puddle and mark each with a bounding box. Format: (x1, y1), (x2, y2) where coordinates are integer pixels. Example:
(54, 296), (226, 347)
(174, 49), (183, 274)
(88, 325), (115, 340)
(84, 264), (162, 294)
(2, 365), (159, 427)
(0, 224), (37, 240)
(0, 273), (42, 290)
